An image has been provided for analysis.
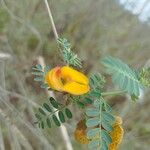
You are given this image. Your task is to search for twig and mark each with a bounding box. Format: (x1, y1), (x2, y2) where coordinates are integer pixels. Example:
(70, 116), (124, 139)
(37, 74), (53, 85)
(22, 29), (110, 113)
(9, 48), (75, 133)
(42, 1), (73, 149)
(44, 0), (59, 40)
(37, 56), (73, 150)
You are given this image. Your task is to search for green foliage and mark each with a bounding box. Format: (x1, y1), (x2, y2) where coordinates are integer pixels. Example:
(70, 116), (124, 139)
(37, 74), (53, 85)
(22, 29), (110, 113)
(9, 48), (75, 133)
(35, 97), (73, 129)
(102, 56), (142, 97)
(90, 73), (106, 90)
(32, 64), (49, 89)
(86, 96), (115, 149)
(69, 94), (93, 109)
(139, 68), (150, 87)
(57, 38), (82, 68)
(85, 72), (115, 149)
(83, 97), (93, 105)
(89, 91), (101, 98)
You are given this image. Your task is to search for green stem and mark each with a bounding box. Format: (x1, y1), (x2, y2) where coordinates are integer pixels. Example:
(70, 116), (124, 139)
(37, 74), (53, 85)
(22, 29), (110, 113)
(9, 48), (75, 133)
(101, 90), (126, 96)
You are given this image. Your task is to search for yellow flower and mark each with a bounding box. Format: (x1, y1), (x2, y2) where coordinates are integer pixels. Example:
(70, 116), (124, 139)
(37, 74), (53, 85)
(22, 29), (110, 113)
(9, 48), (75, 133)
(74, 117), (124, 150)
(108, 116), (124, 150)
(74, 119), (89, 144)
(45, 66), (90, 95)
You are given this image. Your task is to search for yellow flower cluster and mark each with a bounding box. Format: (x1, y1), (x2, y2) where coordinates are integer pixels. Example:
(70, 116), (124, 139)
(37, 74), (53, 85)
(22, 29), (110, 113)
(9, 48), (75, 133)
(74, 119), (89, 144)
(109, 116), (124, 150)
(45, 66), (90, 95)
(74, 117), (124, 150)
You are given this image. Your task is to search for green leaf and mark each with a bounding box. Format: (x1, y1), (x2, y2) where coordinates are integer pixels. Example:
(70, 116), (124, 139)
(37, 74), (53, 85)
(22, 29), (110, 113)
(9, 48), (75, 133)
(58, 111), (65, 123)
(86, 117), (99, 127)
(49, 97), (59, 109)
(102, 112), (115, 123)
(32, 72), (44, 76)
(46, 118), (51, 128)
(101, 140), (108, 150)
(131, 94), (139, 101)
(90, 77), (95, 86)
(93, 99), (100, 108)
(57, 38), (82, 68)
(86, 108), (99, 117)
(88, 139), (100, 149)
(139, 68), (150, 87)
(38, 108), (46, 116)
(102, 56), (142, 97)
(36, 64), (42, 70)
(90, 91), (101, 98)
(90, 73), (105, 90)
(103, 102), (112, 112)
(43, 103), (52, 112)
(32, 66), (43, 71)
(35, 113), (41, 120)
(76, 101), (85, 108)
(34, 77), (44, 81)
(65, 108), (72, 119)
(41, 121), (44, 129)
(52, 115), (61, 126)
(84, 97), (93, 104)
(87, 128), (99, 139)
(101, 130), (112, 144)
(102, 119), (113, 132)
(44, 65), (50, 73)
(40, 83), (49, 89)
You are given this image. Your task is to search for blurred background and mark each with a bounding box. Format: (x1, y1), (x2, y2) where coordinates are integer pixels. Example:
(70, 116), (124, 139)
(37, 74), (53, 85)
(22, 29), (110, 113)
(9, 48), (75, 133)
(0, 0), (150, 149)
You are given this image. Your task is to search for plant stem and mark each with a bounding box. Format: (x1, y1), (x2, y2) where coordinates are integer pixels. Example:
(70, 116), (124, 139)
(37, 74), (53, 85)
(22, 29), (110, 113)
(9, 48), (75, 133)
(101, 90), (126, 96)
(44, 0), (59, 40)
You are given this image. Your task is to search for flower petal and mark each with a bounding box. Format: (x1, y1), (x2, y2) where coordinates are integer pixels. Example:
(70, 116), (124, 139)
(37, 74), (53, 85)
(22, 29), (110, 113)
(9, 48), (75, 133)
(63, 81), (90, 95)
(61, 66), (89, 85)
(45, 67), (63, 91)
(45, 68), (55, 89)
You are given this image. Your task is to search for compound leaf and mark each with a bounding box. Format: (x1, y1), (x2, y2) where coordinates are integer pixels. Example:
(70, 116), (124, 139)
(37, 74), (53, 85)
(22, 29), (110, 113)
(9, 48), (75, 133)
(102, 56), (142, 97)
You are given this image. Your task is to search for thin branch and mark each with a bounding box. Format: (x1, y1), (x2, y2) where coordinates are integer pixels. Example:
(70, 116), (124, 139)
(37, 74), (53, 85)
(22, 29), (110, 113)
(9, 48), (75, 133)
(41, 1), (73, 149)
(44, 0), (59, 40)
